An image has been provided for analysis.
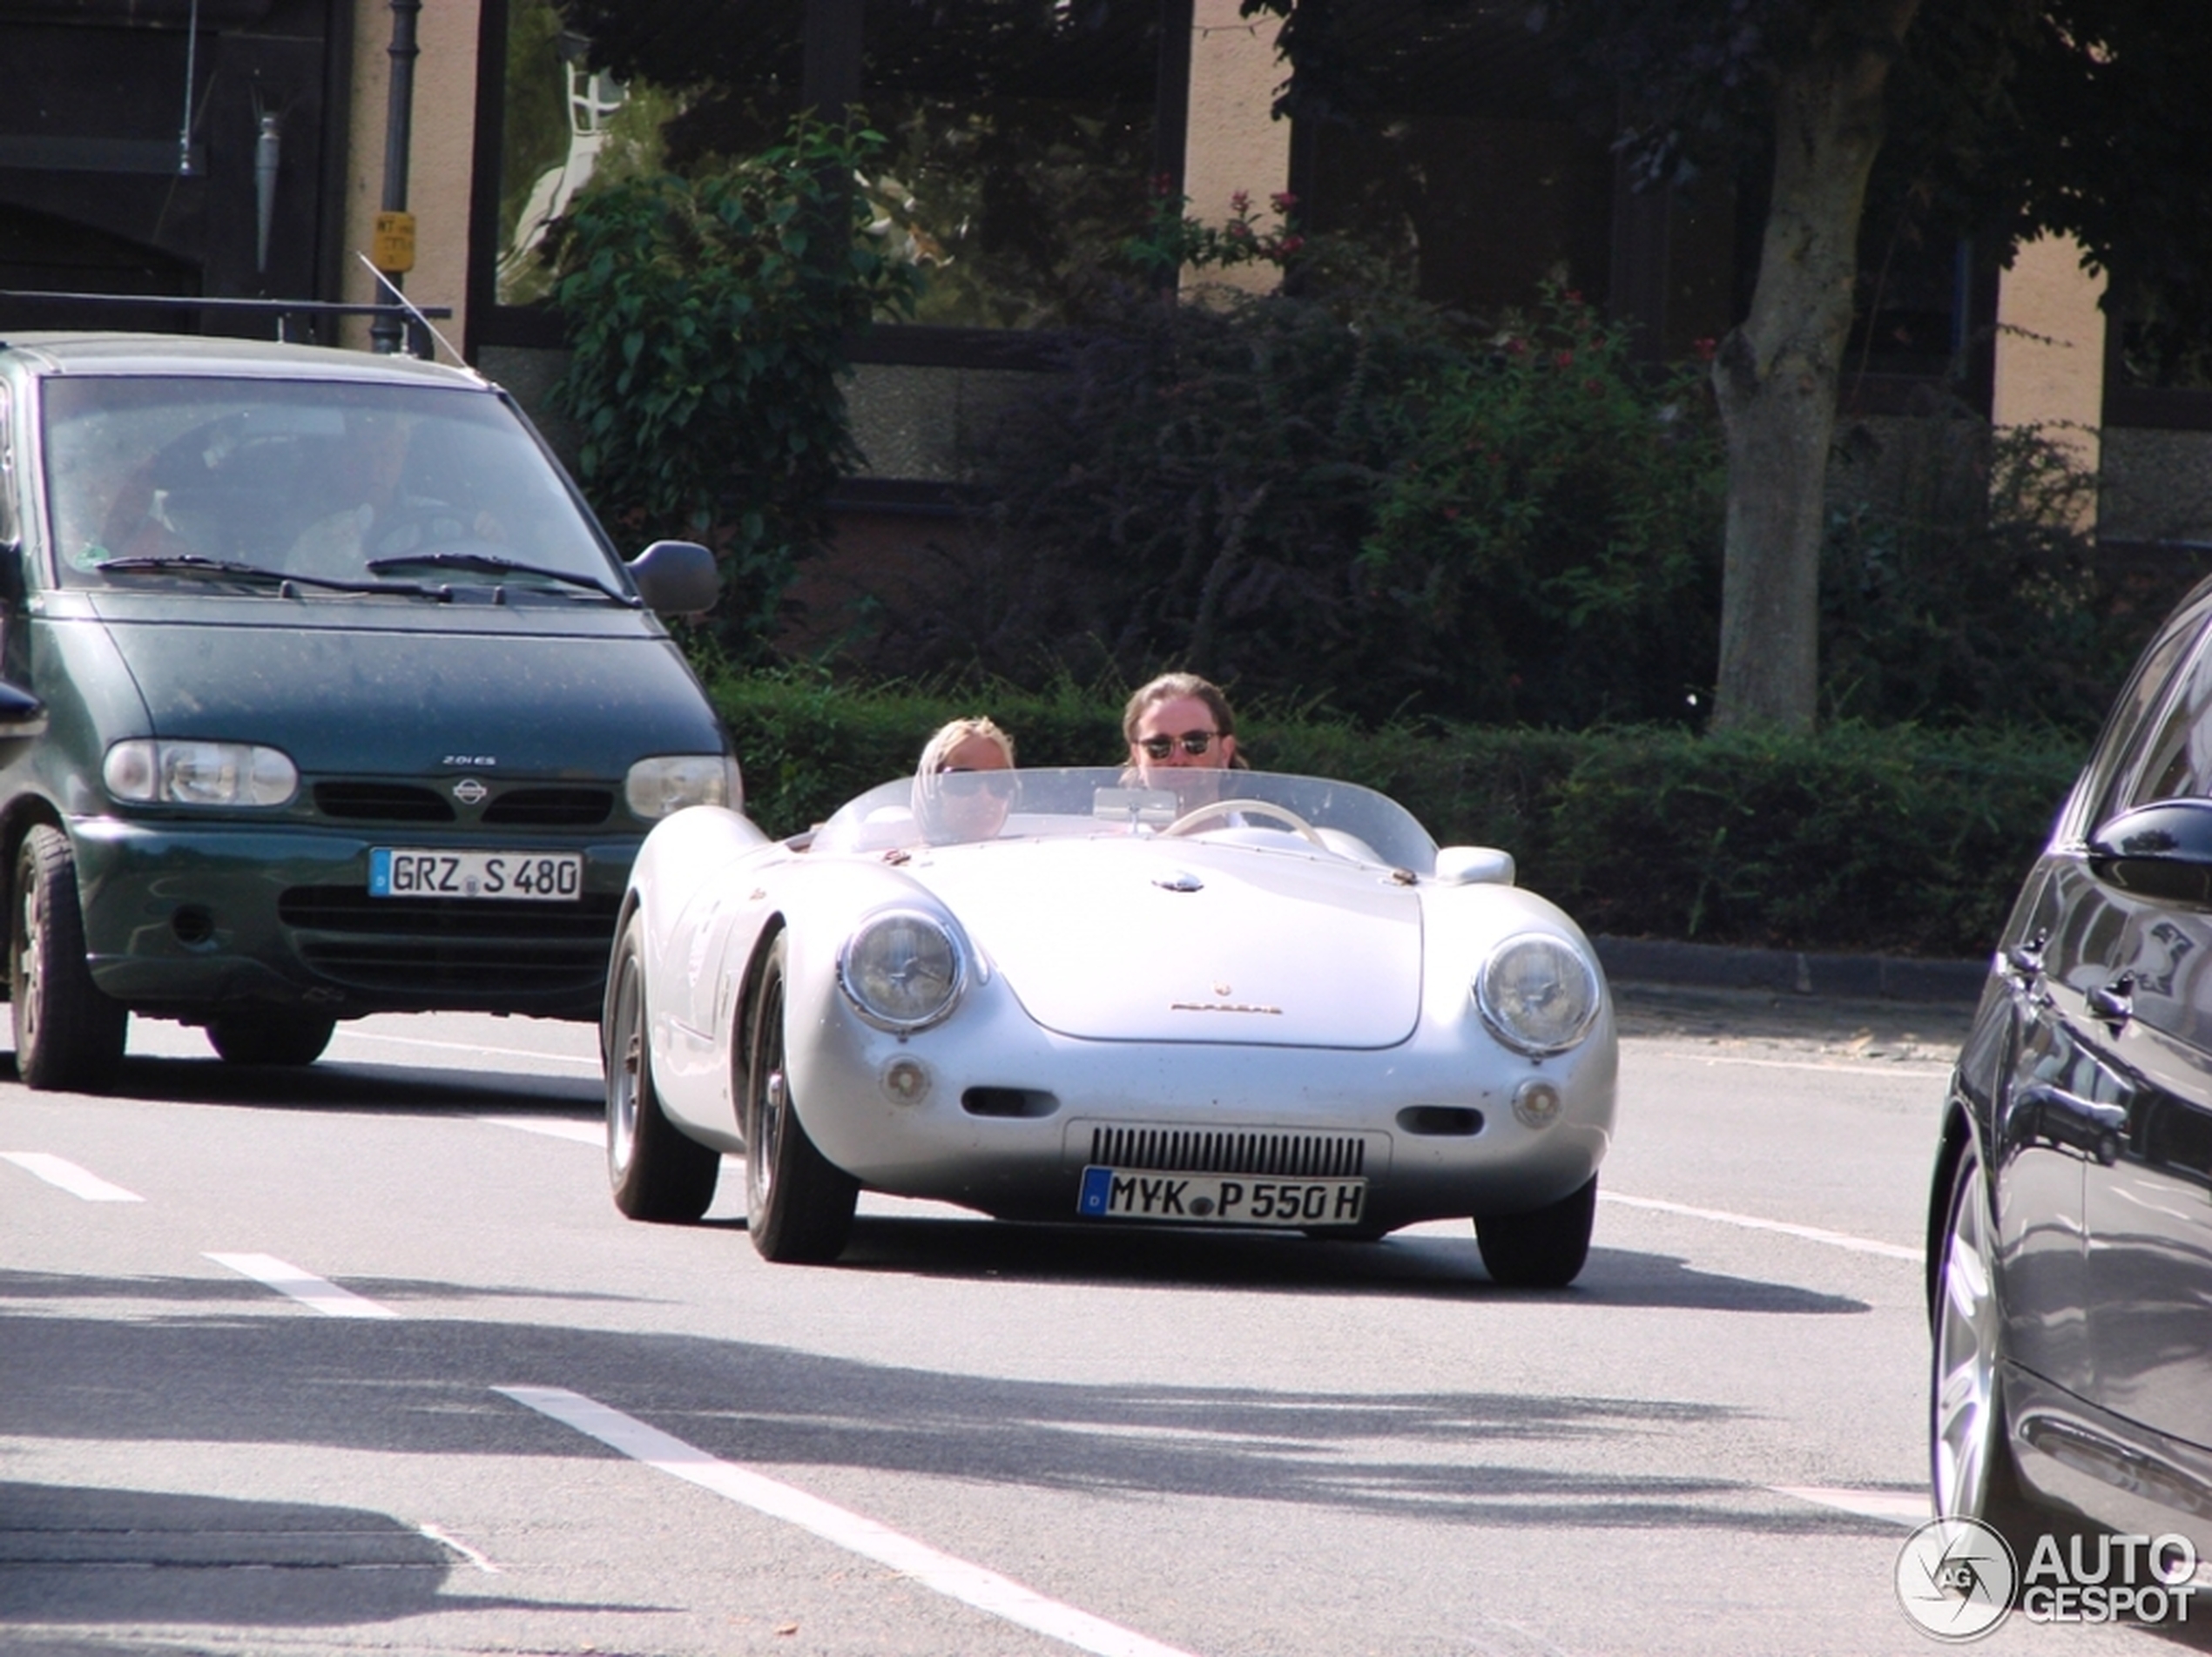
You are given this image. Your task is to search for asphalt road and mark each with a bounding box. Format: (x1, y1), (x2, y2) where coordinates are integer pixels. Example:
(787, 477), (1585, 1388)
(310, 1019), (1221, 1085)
(0, 988), (2185, 1656)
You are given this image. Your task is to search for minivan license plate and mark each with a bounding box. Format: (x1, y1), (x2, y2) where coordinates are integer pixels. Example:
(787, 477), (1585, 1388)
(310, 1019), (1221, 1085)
(369, 847), (583, 901)
(1077, 1165), (1366, 1227)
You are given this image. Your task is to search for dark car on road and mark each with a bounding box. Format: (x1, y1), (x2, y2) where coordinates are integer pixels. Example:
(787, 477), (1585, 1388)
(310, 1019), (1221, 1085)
(0, 333), (732, 1091)
(1930, 573), (2212, 1560)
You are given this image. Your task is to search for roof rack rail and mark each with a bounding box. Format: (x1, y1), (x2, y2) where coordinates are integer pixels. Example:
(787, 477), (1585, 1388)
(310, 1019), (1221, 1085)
(0, 291), (455, 358)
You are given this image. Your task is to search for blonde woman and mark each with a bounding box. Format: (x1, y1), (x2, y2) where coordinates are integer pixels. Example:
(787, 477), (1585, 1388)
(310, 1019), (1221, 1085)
(912, 717), (1017, 844)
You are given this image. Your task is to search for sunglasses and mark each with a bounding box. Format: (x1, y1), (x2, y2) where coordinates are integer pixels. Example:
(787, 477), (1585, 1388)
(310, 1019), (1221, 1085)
(1136, 730), (1220, 759)
(939, 768), (1016, 799)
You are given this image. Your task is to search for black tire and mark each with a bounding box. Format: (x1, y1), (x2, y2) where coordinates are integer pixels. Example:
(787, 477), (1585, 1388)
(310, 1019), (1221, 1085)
(1931, 1142), (2047, 1565)
(1475, 1174), (1597, 1288)
(604, 919), (719, 1221)
(10, 825), (128, 1093)
(206, 1013), (337, 1067)
(742, 933), (857, 1263)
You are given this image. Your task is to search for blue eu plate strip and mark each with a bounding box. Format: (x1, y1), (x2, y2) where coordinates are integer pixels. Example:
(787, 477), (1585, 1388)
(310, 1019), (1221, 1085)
(368, 847), (393, 896)
(1078, 1165), (1113, 1216)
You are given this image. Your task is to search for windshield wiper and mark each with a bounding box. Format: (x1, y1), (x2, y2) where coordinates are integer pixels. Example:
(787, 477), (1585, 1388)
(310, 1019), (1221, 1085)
(365, 550), (632, 604)
(96, 555), (447, 600)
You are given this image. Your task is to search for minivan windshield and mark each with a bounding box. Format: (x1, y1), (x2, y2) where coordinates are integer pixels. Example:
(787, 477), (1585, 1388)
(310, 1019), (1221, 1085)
(39, 377), (621, 594)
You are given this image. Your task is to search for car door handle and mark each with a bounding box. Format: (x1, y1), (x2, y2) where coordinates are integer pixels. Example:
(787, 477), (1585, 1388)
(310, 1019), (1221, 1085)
(2017, 1081), (2130, 1134)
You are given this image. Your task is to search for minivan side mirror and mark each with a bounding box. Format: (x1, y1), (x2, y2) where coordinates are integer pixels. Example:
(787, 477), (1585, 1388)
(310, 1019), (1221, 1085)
(2087, 799), (2212, 906)
(626, 539), (720, 616)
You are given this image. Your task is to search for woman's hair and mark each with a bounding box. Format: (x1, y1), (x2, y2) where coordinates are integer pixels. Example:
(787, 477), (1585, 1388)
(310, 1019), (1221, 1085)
(1120, 672), (1236, 746)
(916, 716), (1015, 777)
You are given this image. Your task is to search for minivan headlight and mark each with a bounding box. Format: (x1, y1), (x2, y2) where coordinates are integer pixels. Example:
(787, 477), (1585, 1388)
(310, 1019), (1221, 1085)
(1475, 933), (1602, 1056)
(625, 753), (741, 819)
(103, 739), (298, 807)
(839, 911), (963, 1032)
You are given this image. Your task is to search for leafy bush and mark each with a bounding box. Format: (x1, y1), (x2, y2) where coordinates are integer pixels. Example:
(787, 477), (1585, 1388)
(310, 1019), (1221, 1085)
(548, 118), (917, 655)
(705, 670), (2082, 958)
(1362, 286), (1725, 724)
(1821, 415), (2203, 730)
(879, 277), (1453, 717)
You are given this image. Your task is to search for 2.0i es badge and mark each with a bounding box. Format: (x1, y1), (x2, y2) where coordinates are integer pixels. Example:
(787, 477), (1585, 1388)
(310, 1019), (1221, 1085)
(0, 332), (738, 1090)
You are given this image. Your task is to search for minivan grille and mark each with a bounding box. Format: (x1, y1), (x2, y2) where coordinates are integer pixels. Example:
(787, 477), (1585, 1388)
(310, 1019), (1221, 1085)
(314, 782), (454, 822)
(278, 887), (620, 994)
(483, 786), (614, 827)
(1085, 1126), (1367, 1178)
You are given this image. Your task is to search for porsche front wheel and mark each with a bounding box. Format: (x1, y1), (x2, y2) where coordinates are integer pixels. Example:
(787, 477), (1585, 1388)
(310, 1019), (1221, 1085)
(742, 933), (858, 1263)
(604, 919), (719, 1221)
(1474, 1175), (1596, 1288)
(10, 825), (128, 1093)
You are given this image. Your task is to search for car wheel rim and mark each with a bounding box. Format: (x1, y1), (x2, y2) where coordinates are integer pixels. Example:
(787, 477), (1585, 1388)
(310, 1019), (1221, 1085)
(1933, 1155), (2000, 1518)
(608, 959), (642, 1176)
(749, 973), (786, 1213)
(17, 868), (40, 1045)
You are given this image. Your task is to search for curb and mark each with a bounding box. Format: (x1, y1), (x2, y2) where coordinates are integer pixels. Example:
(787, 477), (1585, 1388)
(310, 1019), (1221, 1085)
(1593, 935), (1987, 1005)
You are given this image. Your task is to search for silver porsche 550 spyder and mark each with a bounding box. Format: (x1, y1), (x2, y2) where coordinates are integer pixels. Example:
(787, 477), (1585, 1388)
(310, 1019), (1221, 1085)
(600, 766), (1617, 1285)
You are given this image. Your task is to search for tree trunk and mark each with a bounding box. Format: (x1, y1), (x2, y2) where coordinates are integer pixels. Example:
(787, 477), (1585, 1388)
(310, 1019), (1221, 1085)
(1711, 3), (1919, 732)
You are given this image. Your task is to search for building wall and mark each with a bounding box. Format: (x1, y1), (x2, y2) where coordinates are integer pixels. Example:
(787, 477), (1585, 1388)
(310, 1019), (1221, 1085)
(339, 0), (481, 354)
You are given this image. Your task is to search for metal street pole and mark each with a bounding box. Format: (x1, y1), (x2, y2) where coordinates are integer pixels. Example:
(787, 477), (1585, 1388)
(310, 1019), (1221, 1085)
(368, 0), (421, 354)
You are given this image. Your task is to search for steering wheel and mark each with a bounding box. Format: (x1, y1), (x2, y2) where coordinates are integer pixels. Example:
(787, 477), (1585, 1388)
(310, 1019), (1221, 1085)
(368, 505), (483, 559)
(1159, 798), (1332, 850)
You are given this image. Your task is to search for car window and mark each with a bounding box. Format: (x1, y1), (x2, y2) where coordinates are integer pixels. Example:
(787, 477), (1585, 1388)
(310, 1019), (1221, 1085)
(37, 376), (621, 591)
(2116, 616), (2212, 810)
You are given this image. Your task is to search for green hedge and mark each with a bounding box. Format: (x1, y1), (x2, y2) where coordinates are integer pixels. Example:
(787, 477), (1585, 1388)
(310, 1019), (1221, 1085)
(706, 670), (2086, 959)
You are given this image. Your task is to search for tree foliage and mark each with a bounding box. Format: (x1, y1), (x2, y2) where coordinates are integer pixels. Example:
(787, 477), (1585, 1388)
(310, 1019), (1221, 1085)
(545, 118), (916, 656)
(1244, 0), (2212, 731)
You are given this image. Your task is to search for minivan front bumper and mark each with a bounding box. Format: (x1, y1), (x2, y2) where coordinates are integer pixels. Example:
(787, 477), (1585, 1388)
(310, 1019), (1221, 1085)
(67, 815), (638, 1020)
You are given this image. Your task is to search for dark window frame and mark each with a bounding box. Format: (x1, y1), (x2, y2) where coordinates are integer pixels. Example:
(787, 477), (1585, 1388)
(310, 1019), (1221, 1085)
(466, 0), (1192, 368)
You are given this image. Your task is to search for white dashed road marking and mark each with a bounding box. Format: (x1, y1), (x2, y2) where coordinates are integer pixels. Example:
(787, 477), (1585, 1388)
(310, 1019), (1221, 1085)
(478, 1115), (605, 1145)
(1773, 1485), (1929, 1526)
(1600, 1190), (1920, 1261)
(1, 1152), (143, 1202)
(205, 1252), (399, 1318)
(498, 1385), (1204, 1657)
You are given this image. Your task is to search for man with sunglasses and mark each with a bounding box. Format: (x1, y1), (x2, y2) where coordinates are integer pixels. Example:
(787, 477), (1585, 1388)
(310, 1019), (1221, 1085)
(1123, 672), (1242, 784)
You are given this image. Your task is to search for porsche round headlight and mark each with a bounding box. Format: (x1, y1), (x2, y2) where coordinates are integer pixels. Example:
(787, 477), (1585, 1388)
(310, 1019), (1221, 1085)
(838, 911), (963, 1032)
(102, 739), (298, 807)
(1475, 933), (1601, 1056)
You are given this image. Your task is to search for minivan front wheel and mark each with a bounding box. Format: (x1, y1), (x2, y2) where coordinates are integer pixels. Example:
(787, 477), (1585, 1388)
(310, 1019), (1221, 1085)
(11, 825), (128, 1092)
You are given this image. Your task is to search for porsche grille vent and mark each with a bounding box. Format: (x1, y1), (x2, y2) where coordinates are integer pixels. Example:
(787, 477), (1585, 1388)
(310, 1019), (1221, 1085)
(1086, 1126), (1366, 1178)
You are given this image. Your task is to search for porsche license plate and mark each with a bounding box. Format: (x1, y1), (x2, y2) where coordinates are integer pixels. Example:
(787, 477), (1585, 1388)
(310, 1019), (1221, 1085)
(368, 848), (583, 901)
(1078, 1165), (1367, 1228)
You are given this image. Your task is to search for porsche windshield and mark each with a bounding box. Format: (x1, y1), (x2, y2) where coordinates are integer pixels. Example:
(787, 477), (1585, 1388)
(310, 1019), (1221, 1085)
(813, 767), (1440, 872)
(39, 377), (621, 594)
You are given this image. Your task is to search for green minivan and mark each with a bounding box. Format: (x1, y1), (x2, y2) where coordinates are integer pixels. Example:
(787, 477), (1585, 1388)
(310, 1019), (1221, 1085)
(0, 333), (735, 1092)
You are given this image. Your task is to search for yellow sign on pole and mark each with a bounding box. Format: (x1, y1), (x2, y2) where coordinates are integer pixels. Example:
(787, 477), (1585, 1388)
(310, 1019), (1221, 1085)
(372, 211), (416, 273)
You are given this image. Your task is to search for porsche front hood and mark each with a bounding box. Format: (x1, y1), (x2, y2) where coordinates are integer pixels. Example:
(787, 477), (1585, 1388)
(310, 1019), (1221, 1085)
(915, 839), (1423, 1048)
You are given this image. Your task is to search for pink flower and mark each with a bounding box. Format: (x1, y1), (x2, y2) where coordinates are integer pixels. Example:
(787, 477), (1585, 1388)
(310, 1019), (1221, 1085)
(1230, 189), (1251, 214)
(1554, 349), (1575, 368)
(1271, 192), (1299, 212)
(1692, 336), (1718, 362)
